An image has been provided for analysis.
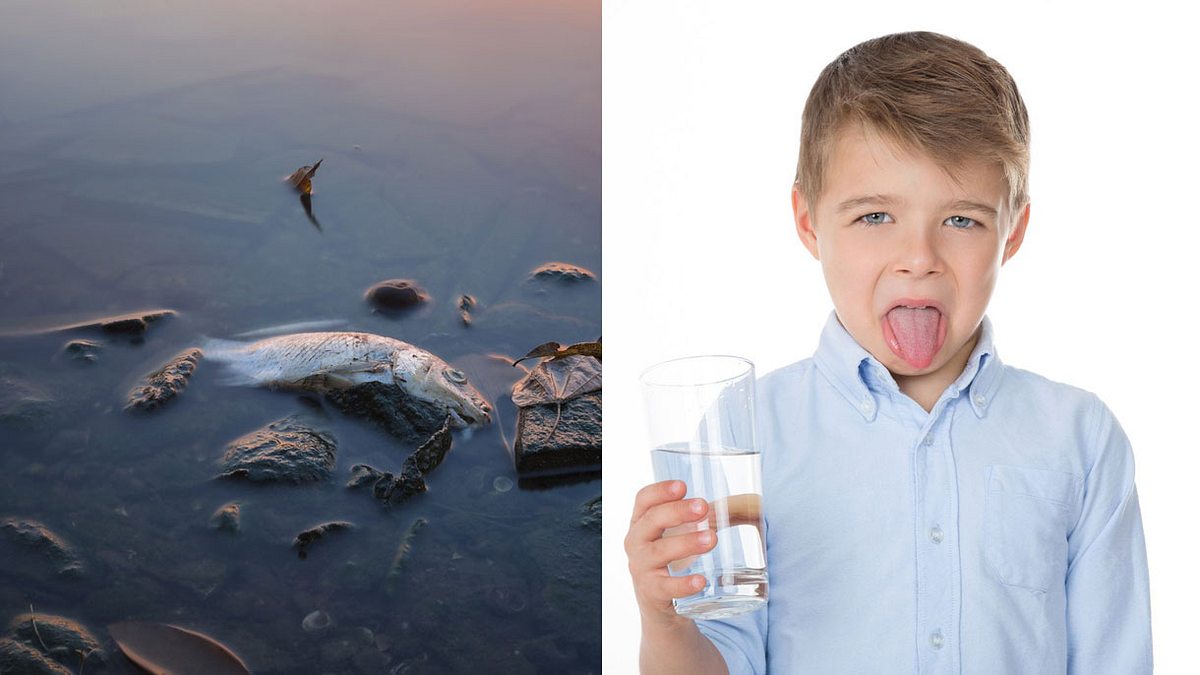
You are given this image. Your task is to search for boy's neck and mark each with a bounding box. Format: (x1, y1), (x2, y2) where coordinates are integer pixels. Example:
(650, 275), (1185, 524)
(891, 328), (981, 413)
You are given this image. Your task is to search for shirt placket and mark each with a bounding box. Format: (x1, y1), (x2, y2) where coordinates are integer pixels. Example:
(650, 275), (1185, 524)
(912, 398), (962, 675)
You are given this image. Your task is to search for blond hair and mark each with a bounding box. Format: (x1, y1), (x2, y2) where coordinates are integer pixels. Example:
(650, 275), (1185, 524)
(796, 32), (1030, 214)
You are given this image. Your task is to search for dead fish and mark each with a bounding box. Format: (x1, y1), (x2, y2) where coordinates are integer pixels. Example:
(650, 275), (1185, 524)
(202, 332), (492, 426)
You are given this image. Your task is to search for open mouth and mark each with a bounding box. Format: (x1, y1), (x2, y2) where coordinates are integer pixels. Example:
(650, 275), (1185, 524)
(882, 300), (947, 369)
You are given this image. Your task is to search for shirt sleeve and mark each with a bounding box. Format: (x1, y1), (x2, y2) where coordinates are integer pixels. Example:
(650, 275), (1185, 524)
(695, 604), (768, 675)
(1065, 397), (1152, 674)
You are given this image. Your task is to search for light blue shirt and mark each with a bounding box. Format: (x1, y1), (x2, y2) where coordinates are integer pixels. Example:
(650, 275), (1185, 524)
(697, 313), (1152, 674)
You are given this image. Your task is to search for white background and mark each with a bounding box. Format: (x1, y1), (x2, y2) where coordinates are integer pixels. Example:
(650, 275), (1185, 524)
(603, 1), (1199, 671)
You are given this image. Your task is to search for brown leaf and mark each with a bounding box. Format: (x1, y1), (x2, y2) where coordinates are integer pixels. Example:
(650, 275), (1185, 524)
(108, 621), (251, 674)
(512, 340), (602, 367)
(511, 355), (601, 407)
(286, 158), (323, 195)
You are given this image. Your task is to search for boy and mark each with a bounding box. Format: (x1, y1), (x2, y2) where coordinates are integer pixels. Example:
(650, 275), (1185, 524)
(624, 32), (1152, 674)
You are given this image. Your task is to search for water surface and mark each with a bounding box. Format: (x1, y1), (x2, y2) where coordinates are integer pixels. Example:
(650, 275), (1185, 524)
(0, 1), (599, 672)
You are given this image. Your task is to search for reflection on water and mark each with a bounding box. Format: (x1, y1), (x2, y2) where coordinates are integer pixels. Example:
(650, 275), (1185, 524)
(0, 1), (599, 672)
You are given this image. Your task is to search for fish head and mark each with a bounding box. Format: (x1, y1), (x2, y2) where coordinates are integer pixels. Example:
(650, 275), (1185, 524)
(392, 352), (493, 426)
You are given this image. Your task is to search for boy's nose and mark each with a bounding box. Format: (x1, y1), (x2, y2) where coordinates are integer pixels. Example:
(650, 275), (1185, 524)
(892, 231), (942, 277)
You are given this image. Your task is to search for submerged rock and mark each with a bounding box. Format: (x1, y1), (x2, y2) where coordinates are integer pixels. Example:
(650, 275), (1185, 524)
(7, 613), (105, 669)
(0, 518), (83, 577)
(293, 521), (354, 560)
(209, 502), (241, 533)
(457, 294), (476, 326)
(54, 309), (175, 336)
(0, 637), (71, 675)
(324, 382), (448, 446)
(125, 347), (203, 412)
(364, 279), (430, 312)
(514, 392), (601, 476)
(528, 262), (596, 283)
(63, 339), (102, 364)
(218, 416), (336, 483)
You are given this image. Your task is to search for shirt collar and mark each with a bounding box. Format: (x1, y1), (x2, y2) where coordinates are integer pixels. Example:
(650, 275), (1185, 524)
(812, 311), (1003, 421)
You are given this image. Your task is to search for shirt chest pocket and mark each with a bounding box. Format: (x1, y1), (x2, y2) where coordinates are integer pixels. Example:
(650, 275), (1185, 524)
(982, 465), (1083, 595)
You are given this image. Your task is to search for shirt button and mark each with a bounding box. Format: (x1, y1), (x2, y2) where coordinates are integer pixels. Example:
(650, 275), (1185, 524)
(929, 526), (944, 544)
(973, 394), (987, 406)
(922, 433), (934, 446)
(859, 398), (873, 413)
(930, 630), (945, 650)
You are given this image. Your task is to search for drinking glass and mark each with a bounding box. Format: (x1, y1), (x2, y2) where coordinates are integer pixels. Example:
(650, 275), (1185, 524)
(640, 355), (767, 620)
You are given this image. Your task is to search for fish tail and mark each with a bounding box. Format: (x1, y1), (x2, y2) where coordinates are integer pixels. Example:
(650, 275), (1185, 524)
(198, 336), (263, 386)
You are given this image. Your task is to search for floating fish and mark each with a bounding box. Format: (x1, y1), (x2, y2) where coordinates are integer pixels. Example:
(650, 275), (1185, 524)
(202, 332), (492, 427)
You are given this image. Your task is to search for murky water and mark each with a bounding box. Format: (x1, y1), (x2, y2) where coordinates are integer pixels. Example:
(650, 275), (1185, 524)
(0, 1), (599, 672)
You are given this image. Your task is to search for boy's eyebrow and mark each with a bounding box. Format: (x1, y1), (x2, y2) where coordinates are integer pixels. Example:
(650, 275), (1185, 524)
(833, 195), (999, 218)
(834, 194), (901, 213)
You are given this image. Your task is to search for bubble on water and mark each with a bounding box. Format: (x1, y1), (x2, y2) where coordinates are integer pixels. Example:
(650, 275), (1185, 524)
(493, 476), (513, 493)
(302, 610), (332, 633)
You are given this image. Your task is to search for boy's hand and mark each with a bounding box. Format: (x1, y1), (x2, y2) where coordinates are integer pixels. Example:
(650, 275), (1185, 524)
(625, 479), (718, 628)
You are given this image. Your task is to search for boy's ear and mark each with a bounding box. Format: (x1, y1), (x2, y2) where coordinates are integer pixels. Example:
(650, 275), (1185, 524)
(1001, 202), (1031, 265)
(792, 186), (821, 261)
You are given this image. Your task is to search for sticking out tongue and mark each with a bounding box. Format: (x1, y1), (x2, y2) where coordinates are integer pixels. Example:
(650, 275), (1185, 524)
(885, 306), (942, 369)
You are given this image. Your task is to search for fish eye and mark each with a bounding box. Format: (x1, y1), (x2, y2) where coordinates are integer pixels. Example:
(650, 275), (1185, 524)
(444, 369), (468, 384)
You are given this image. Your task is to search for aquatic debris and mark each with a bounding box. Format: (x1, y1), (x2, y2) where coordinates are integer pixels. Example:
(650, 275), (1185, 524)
(208, 502), (241, 533)
(293, 521), (354, 560)
(528, 261), (596, 283)
(346, 418), (453, 508)
(346, 463), (426, 506)
(301, 610), (332, 634)
(512, 339), (602, 366)
(201, 331), (491, 427)
(286, 158), (323, 195)
(63, 339), (102, 364)
(512, 354), (601, 440)
(386, 517), (428, 590)
(458, 294), (476, 326)
(125, 347), (203, 412)
(0, 637), (71, 674)
(365, 279), (430, 312)
(0, 518), (83, 577)
(108, 621), (250, 674)
(218, 416), (336, 483)
(6, 612), (105, 671)
(492, 476), (514, 493)
(580, 495), (601, 532)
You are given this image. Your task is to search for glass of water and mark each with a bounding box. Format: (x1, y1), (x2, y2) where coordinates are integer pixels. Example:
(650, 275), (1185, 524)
(640, 355), (767, 620)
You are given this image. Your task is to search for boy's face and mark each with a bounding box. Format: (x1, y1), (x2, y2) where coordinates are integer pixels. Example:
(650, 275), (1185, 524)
(793, 125), (1029, 381)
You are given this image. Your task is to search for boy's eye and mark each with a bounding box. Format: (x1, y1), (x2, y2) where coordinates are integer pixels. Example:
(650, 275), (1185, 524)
(945, 215), (978, 229)
(858, 212), (892, 226)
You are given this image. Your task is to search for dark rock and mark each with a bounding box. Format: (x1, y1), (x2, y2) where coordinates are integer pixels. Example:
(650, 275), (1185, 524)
(457, 294), (476, 326)
(528, 262), (596, 283)
(408, 418), (452, 475)
(324, 382), (448, 446)
(7, 613), (104, 669)
(0, 637), (71, 675)
(514, 392), (601, 476)
(125, 347), (203, 412)
(218, 416), (336, 483)
(58, 309), (175, 336)
(62, 339), (102, 364)
(365, 279), (430, 312)
(0, 518), (83, 577)
(346, 463), (426, 507)
(209, 502), (241, 533)
(293, 521), (353, 560)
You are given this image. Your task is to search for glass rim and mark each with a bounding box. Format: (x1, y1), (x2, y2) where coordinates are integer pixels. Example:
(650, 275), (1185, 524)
(639, 354), (754, 388)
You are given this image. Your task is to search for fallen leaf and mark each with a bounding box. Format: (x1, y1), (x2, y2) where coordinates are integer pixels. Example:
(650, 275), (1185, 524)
(511, 355), (601, 441)
(286, 158), (323, 195)
(512, 339), (602, 366)
(108, 621), (250, 674)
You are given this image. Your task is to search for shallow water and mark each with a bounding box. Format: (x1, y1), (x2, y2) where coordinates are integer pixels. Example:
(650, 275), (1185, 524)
(0, 1), (599, 672)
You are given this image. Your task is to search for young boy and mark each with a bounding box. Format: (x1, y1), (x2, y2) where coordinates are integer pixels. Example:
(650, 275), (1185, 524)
(624, 32), (1152, 673)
